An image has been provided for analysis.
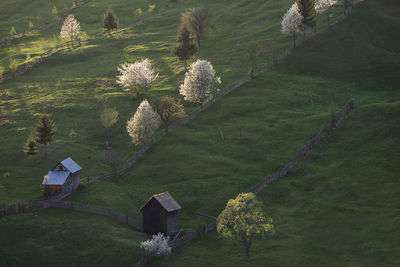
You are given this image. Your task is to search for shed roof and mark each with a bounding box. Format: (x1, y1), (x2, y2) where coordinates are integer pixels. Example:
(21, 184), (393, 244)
(41, 171), (70, 185)
(141, 192), (182, 212)
(60, 157), (82, 173)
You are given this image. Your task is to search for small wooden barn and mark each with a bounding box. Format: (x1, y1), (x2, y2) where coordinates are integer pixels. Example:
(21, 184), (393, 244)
(140, 192), (182, 236)
(41, 157), (82, 198)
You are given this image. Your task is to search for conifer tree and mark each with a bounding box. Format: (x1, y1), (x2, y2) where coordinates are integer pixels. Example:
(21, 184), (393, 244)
(296, 0), (317, 28)
(23, 135), (39, 166)
(36, 114), (56, 155)
(172, 23), (198, 71)
(103, 7), (118, 33)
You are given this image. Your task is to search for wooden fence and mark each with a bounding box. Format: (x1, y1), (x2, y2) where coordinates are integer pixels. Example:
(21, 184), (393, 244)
(56, 2), (364, 192)
(0, 0), (90, 48)
(0, 200), (142, 231)
(243, 101), (356, 194)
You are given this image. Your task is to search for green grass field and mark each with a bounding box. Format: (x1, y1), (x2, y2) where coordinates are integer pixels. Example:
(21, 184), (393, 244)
(157, 102), (400, 267)
(0, 0), (399, 265)
(0, 208), (147, 266)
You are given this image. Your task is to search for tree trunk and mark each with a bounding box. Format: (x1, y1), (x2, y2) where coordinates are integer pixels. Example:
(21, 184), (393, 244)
(293, 32), (296, 48)
(184, 58), (187, 71)
(303, 25), (306, 40)
(245, 243), (251, 256)
(197, 34), (201, 47)
(164, 123), (169, 135)
(327, 13), (330, 26)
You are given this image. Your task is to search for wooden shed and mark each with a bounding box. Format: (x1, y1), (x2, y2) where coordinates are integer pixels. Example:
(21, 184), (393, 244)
(41, 157), (82, 198)
(140, 192), (182, 236)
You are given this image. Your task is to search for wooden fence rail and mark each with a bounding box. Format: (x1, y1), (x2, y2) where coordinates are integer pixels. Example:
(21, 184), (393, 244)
(0, 200), (142, 231)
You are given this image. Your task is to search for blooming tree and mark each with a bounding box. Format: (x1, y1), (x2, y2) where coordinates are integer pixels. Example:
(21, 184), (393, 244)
(60, 14), (80, 41)
(116, 59), (158, 98)
(179, 59), (221, 104)
(140, 233), (171, 257)
(315, 0), (337, 25)
(126, 100), (161, 152)
(281, 3), (303, 47)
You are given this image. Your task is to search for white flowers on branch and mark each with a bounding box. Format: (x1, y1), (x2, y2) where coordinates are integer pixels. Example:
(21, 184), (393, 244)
(140, 233), (171, 257)
(281, 3), (303, 47)
(179, 59), (221, 104)
(126, 100), (161, 147)
(315, 0), (337, 13)
(60, 14), (80, 40)
(116, 59), (158, 96)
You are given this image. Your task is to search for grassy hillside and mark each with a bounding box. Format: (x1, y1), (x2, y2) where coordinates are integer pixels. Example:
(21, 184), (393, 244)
(0, 0), (399, 265)
(0, 208), (147, 266)
(157, 102), (400, 267)
(67, 0), (400, 224)
(0, 0), (307, 202)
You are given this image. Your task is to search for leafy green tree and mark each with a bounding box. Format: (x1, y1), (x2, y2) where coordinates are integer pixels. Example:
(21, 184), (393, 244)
(100, 107), (119, 141)
(28, 21), (34, 29)
(246, 41), (262, 79)
(10, 26), (17, 35)
(151, 96), (186, 134)
(23, 134), (39, 166)
(9, 59), (18, 75)
(103, 7), (118, 33)
(36, 114), (56, 155)
(296, 0), (317, 28)
(52, 5), (59, 18)
(135, 8), (143, 17)
(181, 7), (214, 47)
(172, 23), (198, 71)
(217, 192), (274, 256)
(148, 4), (156, 13)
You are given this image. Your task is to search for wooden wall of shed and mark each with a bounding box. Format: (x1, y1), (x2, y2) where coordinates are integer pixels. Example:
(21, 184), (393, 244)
(142, 199), (164, 235)
(166, 210), (179, 235)
(71, 171), (80, 191)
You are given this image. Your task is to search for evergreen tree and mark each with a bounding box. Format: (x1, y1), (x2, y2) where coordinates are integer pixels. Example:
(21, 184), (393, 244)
(23, 135), (39, 166)
(172, 23), (198, 71)
(103, 7), (118, 33)
(36, 114), (56, 149)
(296, 0), (317, 28)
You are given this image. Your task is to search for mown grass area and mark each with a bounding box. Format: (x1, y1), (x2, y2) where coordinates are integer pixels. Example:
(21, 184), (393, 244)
(0, 0), (343, 202)
(157, 102), (400, 267)
(0, 208), (147, 266)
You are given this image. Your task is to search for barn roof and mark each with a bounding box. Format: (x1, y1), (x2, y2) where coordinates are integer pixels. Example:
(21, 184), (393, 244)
(60, 157), (82, 173)
(140, 192), (182, 212)
(41, 171), (70, 185)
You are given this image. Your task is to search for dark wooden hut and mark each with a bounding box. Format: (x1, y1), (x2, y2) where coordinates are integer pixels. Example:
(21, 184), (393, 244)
(41, 157), (82, 198)
(140, 192), (182, 236)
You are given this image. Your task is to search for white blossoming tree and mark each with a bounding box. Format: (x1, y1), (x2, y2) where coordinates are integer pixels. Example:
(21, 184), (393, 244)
(179, 59), (221, 104)
(281, 3), (303, 47)
(60, 14), (80, 47)
(126, 100), (161, 158)
(116, 58), (158, 98)
(315, 0), (337, 25)
(140, 233), (171, 258)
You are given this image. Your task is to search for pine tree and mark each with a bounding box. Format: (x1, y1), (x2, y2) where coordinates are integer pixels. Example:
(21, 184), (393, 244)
(296, 0), (317, 28)
(23, 135), (39, 166)
(36, 114), (56, 152)
(172, 23), (198, 71)
(103, 7), (118, 33)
